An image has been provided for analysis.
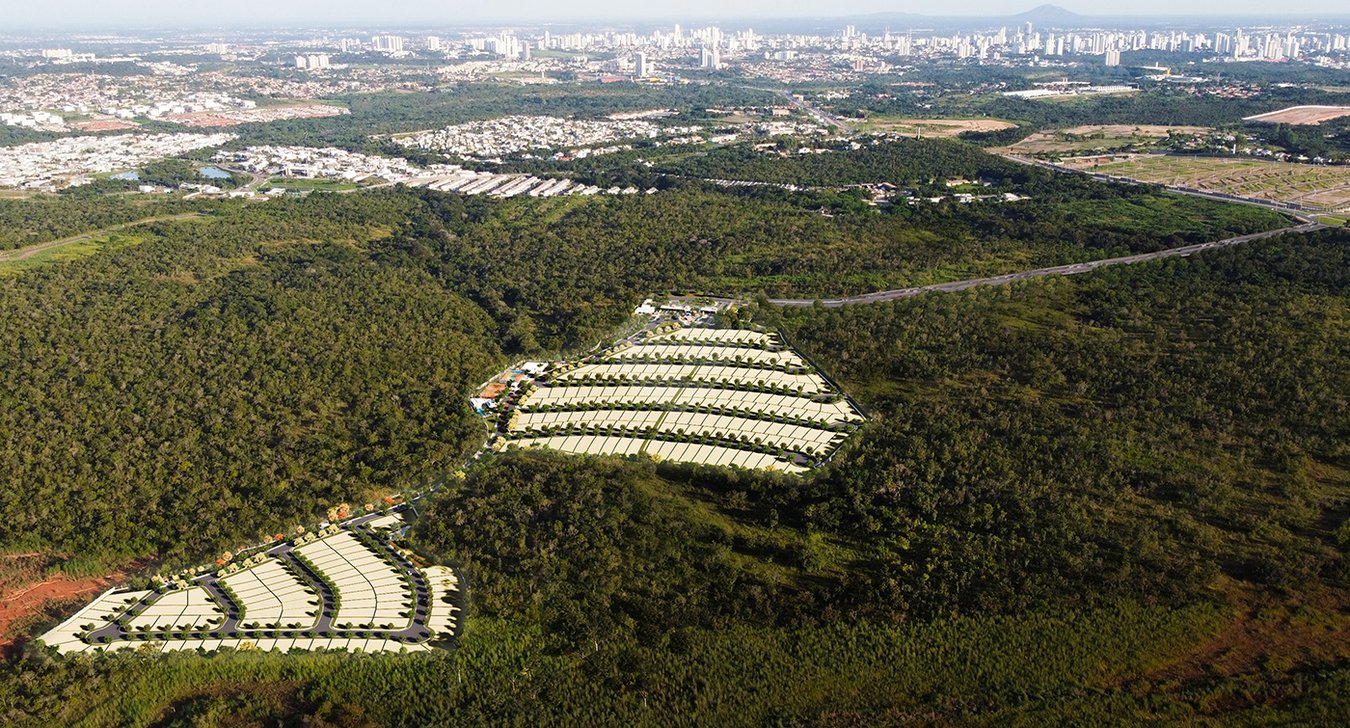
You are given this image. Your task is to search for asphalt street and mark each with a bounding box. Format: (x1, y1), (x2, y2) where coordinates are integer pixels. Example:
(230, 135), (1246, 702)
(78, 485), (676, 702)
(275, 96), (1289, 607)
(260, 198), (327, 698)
(768, 222), (1327, 308)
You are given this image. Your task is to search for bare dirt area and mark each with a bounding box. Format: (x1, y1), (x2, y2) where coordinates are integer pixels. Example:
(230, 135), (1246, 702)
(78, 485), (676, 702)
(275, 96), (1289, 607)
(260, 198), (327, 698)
(0, 554), (147, 657)
(861, 117), (1017, 138)
(1061, 154), (1350, 211)
(1244, 105), (1350, 125)
(1059, 124), (1211, 137)
(1006, 124), (1212, 155)
(1140, 586), (1350, 690)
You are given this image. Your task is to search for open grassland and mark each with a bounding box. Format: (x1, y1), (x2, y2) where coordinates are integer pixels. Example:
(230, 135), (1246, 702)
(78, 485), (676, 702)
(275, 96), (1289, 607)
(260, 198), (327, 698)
(1069, 154), (1350, 211)
(0, 212), (210, 275)
(856, 116), (1018, 138)
(0, 233), (145, 275)
(1007, 124), (1213, 155)
(261, 178), (361, 192)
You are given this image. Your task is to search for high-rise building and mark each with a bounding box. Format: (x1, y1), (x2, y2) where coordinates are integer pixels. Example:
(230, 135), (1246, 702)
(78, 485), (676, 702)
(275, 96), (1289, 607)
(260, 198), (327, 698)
(1104, 49), (1121, 66)
(372, 35), (405, 53)
(699, 45), (722, 70)
(635, 51), (650, 78)
(295, 53), (331, 70)
(425, 36), (443, 51)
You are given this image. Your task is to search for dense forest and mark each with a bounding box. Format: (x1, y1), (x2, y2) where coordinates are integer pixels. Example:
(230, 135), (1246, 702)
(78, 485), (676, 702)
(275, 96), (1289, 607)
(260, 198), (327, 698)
(0, 133), (1343, 724)
(1, 229), (1346, 726)
(0, 143), (1295, 566)
(387, 167), (1286, 347)
(0, 193), (504, 568)
(0, 196), (205, 250)
(656, 136), (1025, 186)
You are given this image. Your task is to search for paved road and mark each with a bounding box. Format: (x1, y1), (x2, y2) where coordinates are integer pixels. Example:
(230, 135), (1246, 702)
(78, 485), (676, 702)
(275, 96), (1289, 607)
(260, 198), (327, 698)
(743, 86), (851, 131)
(0, 212), (206, 264)
(1002, 154), (1328, 223)
(83, 509), (435, 648)
(768, 222), (1326, 308)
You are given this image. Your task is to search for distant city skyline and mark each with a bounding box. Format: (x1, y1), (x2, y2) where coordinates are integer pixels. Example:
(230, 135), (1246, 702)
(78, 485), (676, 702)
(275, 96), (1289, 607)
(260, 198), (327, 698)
(8, 1), (1350, 29)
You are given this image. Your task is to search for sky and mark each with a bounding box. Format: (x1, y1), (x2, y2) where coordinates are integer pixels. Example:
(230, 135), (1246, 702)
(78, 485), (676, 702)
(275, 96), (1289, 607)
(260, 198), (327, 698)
(6, 0), (1350, 28)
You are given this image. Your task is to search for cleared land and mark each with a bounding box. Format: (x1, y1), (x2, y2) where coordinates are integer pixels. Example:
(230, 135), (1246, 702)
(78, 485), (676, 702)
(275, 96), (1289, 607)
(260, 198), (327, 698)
(39, 512), (461, 655)
(0, 212), (205, 275)
(858, 116), (1017, 138)
(1007, 125), (1212, 155)
(1063, 155), (1350, 212)
(496, 326), (866, 472)
(166, 103), (348, 128)
(1244, 105), (1350, 125)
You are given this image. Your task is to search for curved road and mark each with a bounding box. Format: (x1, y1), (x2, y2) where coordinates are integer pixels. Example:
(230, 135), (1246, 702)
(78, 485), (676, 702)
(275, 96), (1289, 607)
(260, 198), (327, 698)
(768, 221), (1327, 308)
(83, 510), (436, 648)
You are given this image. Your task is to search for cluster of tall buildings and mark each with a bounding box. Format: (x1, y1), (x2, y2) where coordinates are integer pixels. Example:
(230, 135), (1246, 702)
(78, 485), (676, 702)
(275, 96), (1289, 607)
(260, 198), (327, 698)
(467, 35), (530, 60)
(245, 21), (1350, 74)
(371, 34), (404, 53)
(946, 25), (1347, 62)
(293, 53), (330, 70)
(539, 25), (760, 54)
(699, 45), (722, 71)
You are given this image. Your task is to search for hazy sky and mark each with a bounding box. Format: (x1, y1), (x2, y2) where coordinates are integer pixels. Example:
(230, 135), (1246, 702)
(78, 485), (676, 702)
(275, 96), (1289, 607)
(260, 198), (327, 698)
(8, 1), (1350, 28)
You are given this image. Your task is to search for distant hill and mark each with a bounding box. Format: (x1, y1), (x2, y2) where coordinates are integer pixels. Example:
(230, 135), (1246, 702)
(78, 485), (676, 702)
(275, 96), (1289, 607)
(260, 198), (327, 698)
(1014, 4), (1088, 26)
(851, 5), (1091, 28)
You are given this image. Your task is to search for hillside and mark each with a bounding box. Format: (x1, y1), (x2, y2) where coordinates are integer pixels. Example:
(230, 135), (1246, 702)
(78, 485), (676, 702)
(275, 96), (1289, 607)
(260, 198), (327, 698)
(1, 228), (1346, 725)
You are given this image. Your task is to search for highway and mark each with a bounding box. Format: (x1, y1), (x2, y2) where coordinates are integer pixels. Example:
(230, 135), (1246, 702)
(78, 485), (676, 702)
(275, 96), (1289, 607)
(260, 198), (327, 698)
(768, 221), (1326, 308)
(742, 85), (851, 131)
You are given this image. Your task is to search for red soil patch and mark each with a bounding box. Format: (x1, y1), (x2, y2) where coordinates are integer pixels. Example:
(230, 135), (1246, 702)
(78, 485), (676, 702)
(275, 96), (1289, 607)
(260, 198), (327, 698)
(0, 557), (150, 657)
(1141, 588), (1350, 689)
(166, 113), (244, 128)
(477, 382), (508, 399)
(69, 119), (140, 132)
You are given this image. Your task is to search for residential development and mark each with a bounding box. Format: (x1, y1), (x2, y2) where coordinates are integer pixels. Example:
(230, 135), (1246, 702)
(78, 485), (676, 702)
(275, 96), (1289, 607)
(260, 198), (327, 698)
(216, 145), (644, 197)
(0, 132), (235, 190)
(40, 510), (461, 655)
(485, 324), (866, 474)
(393, 114), (700, 160)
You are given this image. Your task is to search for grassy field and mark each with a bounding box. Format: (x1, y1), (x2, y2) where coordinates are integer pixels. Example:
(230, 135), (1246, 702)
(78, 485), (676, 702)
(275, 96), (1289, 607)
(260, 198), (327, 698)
(260, 178), (361, 192)
(1066, 155), (1350, 211)
(856, 115), (1017, 138)
(1007, 124), (1213, 156)
(0, 232), (154, 275)
(0, 210), (212, 274)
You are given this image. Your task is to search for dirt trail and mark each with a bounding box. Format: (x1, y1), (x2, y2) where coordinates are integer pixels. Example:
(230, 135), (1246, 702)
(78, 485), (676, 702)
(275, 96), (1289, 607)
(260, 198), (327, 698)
(0, 212), (204, 263)
(1141, 590), (1350, 688)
